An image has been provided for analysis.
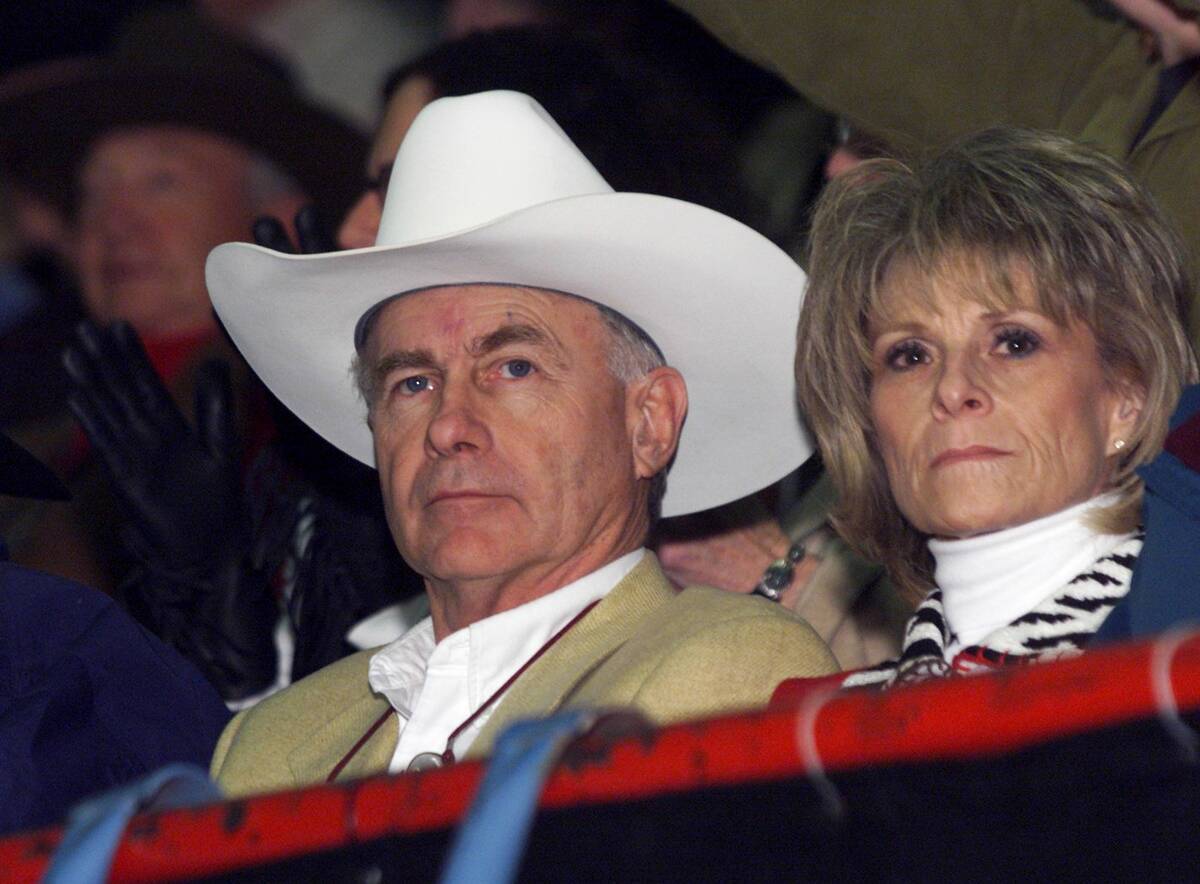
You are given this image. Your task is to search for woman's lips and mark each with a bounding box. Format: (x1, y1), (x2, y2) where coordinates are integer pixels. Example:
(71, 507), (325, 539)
(930, 445), (1012, 468)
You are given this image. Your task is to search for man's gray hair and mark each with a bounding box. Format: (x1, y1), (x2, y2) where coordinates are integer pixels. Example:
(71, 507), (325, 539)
(596, 302), (665, 383)
(596, 304), (669, 522)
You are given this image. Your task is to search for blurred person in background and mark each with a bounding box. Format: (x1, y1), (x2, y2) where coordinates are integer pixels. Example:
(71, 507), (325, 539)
(336, 21), (755, 250)
(196, 0), (441, 132)
(0, 175), (86, 429)
(824, 120), (894, 181)
(0, 8), (372, 701)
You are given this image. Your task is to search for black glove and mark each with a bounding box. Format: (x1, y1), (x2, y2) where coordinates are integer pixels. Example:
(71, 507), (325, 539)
(289, 469), (425, 680)
(63, 320), (277, 699)
(252, 204), (336, 255)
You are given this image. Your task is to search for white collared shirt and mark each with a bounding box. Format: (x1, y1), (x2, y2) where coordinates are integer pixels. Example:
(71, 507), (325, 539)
(368, 549), (645, 773)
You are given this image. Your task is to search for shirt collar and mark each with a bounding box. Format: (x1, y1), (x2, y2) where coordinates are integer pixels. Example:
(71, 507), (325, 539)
(367, 549), (645, 719)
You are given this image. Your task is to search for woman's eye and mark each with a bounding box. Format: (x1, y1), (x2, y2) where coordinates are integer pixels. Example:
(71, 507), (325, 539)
(883, 341), (929, 370)
(499, 359), (535, 379)
(994, 327), (1041, 358)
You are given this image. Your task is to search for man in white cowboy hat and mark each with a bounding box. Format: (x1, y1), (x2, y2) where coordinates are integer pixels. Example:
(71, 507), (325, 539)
(206, 90), (836, 796)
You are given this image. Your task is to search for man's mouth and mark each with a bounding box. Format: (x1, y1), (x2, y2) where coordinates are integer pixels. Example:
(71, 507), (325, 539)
(427, 490), (502, 506)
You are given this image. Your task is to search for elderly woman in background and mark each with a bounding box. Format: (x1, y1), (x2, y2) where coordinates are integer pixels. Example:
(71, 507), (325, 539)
(795, 127), (1200, 688)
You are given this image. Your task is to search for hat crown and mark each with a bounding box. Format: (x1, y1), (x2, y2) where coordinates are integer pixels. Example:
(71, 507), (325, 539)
(377, 91), (614, 246)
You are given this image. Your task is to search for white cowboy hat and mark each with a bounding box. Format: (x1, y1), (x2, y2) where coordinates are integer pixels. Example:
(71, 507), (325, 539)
(206, 90), (811, 518)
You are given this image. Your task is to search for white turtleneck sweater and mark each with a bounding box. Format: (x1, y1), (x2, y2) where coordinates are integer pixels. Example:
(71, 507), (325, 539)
(930, 494), (1135, 659)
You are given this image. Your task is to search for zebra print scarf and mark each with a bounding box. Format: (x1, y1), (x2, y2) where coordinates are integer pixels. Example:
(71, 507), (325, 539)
(842, 533), (1144, 690)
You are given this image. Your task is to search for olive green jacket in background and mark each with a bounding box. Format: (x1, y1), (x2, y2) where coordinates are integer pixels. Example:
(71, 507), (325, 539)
(211, 553), (837, 798)
(783, 472), (909, 667)
(669, 0), (1200, 346)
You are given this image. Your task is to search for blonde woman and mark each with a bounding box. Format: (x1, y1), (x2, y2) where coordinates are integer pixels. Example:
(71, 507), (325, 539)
(795, 127), (1200, 687)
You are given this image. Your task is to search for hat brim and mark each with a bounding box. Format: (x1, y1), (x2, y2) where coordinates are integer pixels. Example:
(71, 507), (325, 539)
(207, 192), (812, 518)
(0, 65), (366, 221)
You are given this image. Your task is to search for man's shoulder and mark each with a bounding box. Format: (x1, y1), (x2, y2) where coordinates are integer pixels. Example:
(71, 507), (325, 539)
(236, 647), (380, 731)
(211, 647), (384, 793)
(565, 582), (837, 726)
(603, 556), (830, 652)
(662, 582), (825, 634)
(656, 584), (840, 683)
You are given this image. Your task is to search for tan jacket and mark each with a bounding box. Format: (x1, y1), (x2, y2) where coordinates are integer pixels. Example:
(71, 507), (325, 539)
(211, 554), (837, 797)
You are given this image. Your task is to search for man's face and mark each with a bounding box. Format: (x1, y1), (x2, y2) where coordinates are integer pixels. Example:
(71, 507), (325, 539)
(76, 126), (257, 335)
(362, 284), (646, 596)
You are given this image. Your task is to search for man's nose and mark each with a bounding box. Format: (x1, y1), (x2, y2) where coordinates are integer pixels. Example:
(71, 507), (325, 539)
(337, 191), (382, 250)
(932, 352), (992, 419)
(425, 378), (491, 458)
(82, 191), (144, 240)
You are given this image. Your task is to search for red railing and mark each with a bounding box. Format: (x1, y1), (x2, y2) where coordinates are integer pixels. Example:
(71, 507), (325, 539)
(3, 630), (1198, 882)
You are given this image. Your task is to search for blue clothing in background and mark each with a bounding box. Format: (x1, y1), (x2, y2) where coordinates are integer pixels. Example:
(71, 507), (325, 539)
(1097, 385), (1200, 642)
(0, 262), (38, 336)
(0, 560), (230, 834)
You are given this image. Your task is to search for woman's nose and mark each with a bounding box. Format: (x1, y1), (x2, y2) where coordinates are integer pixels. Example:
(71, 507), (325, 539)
(932, 353), (992, 419)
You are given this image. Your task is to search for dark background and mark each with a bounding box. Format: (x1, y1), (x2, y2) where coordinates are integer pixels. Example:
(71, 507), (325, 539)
(0, 1), (168, 74)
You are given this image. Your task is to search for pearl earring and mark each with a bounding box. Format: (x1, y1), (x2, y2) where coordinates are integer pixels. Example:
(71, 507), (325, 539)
(1113, 439), (1126, 451)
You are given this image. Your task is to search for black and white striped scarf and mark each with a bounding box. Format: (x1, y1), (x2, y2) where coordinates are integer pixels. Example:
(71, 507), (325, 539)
(842, 532), (1144, 690)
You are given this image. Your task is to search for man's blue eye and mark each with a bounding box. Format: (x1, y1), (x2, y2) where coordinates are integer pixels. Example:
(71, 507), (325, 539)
(402, 375), (430, 394)
(501, 359), (534, 379)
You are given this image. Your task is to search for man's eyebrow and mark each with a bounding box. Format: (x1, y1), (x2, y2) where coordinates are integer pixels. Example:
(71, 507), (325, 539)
(371, 348), (437, 385)
(467, 324), (562, 361)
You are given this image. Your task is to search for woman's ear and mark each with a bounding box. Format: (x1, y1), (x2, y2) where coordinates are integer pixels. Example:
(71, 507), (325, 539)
(626, 367), (688, 480)
(1107, 379), (1147, 451)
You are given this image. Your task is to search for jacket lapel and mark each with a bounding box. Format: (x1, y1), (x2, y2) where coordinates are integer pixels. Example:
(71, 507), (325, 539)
(469, 554), (675, 756)
(287, 690), (396, 785)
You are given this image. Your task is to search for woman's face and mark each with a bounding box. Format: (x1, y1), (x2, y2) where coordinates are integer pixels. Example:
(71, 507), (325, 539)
(867, 262), (1143, 539)
(337, 75), (436, 250)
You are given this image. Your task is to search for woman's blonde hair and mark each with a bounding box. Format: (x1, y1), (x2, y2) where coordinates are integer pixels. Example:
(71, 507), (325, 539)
(796, 127), (1198, 598)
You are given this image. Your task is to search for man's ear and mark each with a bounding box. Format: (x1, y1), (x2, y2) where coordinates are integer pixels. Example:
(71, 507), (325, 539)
(627, 367), (688, 480)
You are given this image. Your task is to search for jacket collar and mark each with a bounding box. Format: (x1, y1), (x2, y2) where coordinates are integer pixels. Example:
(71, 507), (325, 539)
(287, 656), (394, 785)
(1129, 62), (1200, 155)
(295, 552), (676, 783)
(470, 553), (674, 755)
